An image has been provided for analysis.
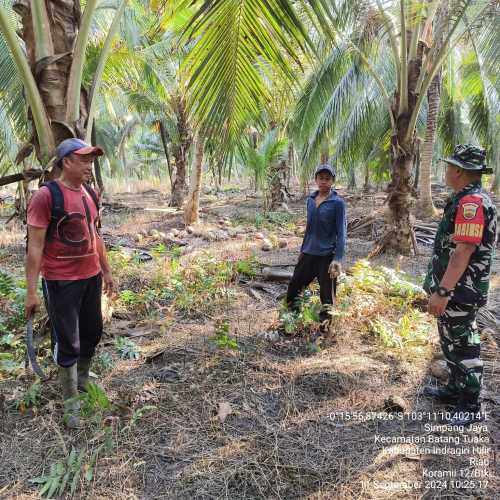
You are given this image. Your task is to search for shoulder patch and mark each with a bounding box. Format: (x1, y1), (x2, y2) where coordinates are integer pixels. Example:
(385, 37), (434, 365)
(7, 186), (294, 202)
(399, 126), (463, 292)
(461, 202), (479, 220)
(454, 195), (484, 245)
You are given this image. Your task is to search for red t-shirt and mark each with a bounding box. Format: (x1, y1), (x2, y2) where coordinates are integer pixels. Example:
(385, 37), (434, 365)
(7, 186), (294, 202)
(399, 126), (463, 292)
(27, 181), (101, 280)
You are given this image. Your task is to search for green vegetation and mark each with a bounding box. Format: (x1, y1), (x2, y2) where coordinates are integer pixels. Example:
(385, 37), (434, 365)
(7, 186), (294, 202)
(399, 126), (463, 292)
(0, 270), (27, 376)
(337, 260), (431, 350)
(0, 270), (25, 335)
(30, 447), (87, 498)
(115, 337), (141, 360)
(278, 260), (431, 351)
(13, 381), (42, 412)
(79, 383), (113, 418)
(278, 290), (322, 337)
(110, 247), (258, 319)
(210, 320), (239, 350)
(235, 256), (259, 279)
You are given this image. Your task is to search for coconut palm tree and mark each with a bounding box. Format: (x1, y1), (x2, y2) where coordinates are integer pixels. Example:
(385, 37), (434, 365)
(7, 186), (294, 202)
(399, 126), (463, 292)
(179, 0), (497, 253)
(242, 128), (289, 209)
(0, 0), (128, 177)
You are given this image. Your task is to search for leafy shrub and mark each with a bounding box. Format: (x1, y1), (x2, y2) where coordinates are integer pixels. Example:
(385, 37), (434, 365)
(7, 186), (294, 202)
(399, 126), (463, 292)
(278, 291), (322, 336)
(14, 382), (42, 412)
(115, 337), (140, 360)
(235, 256), (259, 278)
(210, 320), (238, 350)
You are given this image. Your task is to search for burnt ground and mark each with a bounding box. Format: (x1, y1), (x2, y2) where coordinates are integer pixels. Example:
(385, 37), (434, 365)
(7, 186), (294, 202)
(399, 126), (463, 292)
(0, 185), (498, 499)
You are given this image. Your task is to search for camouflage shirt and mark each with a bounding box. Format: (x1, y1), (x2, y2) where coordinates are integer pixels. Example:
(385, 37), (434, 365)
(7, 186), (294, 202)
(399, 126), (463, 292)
(423, 182), (497, 306)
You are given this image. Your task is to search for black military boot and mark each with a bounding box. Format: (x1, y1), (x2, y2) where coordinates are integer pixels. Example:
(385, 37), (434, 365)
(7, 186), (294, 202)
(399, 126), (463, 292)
(422, 385), (459, 403)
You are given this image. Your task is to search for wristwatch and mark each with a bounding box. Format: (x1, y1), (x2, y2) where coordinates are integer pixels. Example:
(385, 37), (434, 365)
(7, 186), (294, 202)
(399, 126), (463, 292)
(436, 286), (453, 298)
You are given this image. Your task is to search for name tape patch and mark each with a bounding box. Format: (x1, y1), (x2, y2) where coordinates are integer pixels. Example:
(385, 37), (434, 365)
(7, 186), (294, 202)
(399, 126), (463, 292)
(454, 195), (484, 245)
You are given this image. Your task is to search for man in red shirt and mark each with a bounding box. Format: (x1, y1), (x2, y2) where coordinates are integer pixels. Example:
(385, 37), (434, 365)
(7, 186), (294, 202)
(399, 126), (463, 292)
(25, 138), (115, 428)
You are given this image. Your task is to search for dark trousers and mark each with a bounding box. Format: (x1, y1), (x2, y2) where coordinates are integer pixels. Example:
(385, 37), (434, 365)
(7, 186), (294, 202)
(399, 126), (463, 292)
(286, 253), (336, 321)
(437, 302), (482, 407)
(42, 273), (103, 367)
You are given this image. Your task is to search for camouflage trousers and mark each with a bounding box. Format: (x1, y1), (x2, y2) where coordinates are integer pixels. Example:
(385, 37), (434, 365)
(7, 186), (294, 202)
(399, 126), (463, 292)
(437, 302), (482, 406)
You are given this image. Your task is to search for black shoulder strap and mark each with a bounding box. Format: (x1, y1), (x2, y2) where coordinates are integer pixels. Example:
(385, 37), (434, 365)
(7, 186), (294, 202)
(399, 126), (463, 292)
(82, 183), (100, 212)
(43, 180), (65, 220)
(41, 180), (66, 239)
(82, 184), (101, 231)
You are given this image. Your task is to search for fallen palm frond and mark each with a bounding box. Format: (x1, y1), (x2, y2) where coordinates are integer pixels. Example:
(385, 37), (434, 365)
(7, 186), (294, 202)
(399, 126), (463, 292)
(331, 260), (432, 350)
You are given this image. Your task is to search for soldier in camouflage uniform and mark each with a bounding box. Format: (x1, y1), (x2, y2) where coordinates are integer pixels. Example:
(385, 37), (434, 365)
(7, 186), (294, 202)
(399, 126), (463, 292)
(423, 144), (497, 426)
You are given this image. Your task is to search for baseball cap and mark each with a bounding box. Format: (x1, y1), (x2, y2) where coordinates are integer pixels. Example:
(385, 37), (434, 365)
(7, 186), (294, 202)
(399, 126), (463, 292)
(314, 164), (336, 177)
(442, 144), (492, 174)
(56, 138), (104, 165)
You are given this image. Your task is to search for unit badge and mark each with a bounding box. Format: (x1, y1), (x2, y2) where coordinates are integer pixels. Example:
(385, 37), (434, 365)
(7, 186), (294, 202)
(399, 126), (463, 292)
(462, 202), (479, 220)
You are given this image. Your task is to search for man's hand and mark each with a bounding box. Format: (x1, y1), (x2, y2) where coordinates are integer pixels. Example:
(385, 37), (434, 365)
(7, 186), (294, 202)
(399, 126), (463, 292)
(102, 270), (116, 296)
(25, 292), (41, 319)
(427, 292), (449, 317)
(328, 261), (342, 279)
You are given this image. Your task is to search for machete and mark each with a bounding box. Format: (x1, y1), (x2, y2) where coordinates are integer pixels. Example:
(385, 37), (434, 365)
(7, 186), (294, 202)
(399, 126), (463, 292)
(26, 317), (48, 380)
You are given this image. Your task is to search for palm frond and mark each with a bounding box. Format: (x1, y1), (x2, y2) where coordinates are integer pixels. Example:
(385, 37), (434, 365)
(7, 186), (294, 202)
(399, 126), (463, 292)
(178, 0), (310, 153)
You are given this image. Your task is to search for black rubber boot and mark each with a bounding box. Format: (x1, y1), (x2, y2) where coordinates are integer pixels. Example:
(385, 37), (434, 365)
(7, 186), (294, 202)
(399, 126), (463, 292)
(59, 365), (81, 429)
(77, 357), (92, 392)
(422, 385), (459, 403)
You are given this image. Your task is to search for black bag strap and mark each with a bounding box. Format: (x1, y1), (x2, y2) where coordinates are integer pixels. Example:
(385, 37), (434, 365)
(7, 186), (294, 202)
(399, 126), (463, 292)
(82, 183), (101, 232)
(41, 181), (66, 239)
(82, 183), (100, 212)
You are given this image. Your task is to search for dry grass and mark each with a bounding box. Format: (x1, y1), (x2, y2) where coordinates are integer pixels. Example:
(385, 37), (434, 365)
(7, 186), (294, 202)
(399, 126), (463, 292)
(0, 188), (498, 499)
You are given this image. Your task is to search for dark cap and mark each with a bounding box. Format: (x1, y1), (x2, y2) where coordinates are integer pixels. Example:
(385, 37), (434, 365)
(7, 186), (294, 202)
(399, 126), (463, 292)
(442, 144), (492, 174)
(314, 164), (336, 178)
(56, 138), (104, 165)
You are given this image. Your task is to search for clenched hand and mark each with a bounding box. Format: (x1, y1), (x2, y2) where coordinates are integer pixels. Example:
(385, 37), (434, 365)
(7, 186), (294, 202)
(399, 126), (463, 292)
(102, 270), (116, 296)
(25, 292), (41, 319)
(328, 261), (342, 279)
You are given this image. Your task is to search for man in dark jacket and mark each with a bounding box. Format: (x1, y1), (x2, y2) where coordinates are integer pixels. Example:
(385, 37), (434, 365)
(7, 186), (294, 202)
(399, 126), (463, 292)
(286, 164), (347, 327)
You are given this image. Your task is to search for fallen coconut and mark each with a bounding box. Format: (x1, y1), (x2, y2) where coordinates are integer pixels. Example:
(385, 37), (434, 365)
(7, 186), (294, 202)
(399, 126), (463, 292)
(261, 239), (273, 251)
(255, 232), (264, 240)
(278, 239), (287, 249)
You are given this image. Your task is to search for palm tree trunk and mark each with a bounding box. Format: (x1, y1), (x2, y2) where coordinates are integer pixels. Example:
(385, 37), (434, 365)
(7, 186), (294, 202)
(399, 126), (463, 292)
(384, 23), (430, 254)
(159, 120), (173, 186)
(170, 95), (191, 207)
(491, 148), (500, 195)
(184, 133), (205, 225)
(348, 168), (356, 190)
(363, 163), (370, 193)
(416, 76), (441, 218)
(13, 1), (86, 149)
(91, 123), (105, 194)
(269, 160), (287, 210)
(386, 147), (414, 254)
(287, 142), (294, 190)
